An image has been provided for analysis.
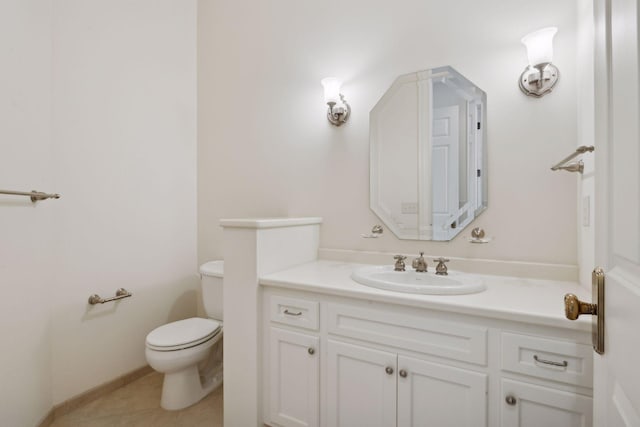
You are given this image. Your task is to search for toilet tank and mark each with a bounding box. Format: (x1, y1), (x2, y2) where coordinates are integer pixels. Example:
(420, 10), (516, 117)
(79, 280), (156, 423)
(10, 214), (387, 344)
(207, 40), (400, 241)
(200, 261), (224, 321)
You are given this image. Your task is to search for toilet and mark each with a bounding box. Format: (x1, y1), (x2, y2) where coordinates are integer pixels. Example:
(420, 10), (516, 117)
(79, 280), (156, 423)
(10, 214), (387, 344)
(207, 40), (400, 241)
(145, 260), (224, 410)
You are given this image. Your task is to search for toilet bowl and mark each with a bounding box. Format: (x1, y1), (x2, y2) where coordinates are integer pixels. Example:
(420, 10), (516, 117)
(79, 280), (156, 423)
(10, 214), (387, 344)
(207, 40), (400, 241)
(145, 261), (224, 410)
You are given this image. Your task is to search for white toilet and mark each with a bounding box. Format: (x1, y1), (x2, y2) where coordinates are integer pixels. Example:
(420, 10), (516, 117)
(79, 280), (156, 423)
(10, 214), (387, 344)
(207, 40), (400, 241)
(145, 261), (224, 410)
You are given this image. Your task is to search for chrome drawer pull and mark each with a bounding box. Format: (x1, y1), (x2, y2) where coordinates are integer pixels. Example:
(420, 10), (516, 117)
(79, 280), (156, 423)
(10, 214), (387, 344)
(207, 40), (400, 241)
(283, 309), (303, 316)
(533, 355), (568, 367)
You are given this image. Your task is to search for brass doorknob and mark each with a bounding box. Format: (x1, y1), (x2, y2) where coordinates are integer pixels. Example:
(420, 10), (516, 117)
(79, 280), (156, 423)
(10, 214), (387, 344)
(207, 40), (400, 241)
(564, 293), (597, 320)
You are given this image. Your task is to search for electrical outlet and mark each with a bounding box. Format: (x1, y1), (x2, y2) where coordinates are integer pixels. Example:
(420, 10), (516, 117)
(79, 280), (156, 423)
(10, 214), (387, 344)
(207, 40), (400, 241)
(401, 202), (418, 214)
(582, 196), (590, 226)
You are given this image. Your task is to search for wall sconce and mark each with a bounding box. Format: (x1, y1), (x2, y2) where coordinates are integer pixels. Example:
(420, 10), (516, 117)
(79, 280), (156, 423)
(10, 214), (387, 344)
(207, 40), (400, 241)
(519, 27), (559, 97)
(321, 77), (350, 126)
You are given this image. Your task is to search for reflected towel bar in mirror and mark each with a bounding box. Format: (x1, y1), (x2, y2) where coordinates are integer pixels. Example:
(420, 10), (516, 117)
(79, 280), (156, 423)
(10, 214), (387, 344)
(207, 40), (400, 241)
(0, 189), (61, 202)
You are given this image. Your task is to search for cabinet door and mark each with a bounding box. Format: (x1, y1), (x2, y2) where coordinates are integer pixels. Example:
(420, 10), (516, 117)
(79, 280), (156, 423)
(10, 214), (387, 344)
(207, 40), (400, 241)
(327, 340), (397, 427)
(268, 327), (319, 427)
(397, 356), (487, 427)
(501, 379), (592, 427)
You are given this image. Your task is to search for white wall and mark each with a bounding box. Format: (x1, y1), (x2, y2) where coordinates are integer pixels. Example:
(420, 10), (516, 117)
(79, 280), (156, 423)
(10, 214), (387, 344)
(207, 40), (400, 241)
(576, 0), (596, 288)
(2, 1), (198, 419)
(0, 1), (54, 425)
(50, 0), (199, 403)
(198, 0), (579, 269)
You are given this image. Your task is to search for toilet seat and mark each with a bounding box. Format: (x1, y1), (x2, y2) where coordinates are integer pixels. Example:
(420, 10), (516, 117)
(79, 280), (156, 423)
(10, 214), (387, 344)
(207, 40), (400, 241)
(146, 317), (222, 352)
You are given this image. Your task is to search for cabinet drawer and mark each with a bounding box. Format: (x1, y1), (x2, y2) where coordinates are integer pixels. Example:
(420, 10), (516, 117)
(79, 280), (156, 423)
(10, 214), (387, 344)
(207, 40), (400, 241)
(270, 295), (319, 331)
(501, 332), (593, 387)
(328, 303), (487, 365)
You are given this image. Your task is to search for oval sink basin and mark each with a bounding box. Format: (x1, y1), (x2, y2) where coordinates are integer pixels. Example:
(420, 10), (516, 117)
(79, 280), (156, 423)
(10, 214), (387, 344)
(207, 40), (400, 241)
(351, 265), (486, 295)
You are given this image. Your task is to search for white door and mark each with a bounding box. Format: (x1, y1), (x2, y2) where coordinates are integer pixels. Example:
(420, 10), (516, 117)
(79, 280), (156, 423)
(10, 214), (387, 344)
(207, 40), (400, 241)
(593, 0), (640, 425)
(326, 340), (397, 427)
(431, 105), (459, 240)
(397, 355), (487, 427)
(268, 328), (319, 427)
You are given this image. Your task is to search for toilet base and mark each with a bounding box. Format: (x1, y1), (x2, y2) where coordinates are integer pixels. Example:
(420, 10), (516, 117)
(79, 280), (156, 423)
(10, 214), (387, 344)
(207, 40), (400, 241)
(160, 364), (222, 410)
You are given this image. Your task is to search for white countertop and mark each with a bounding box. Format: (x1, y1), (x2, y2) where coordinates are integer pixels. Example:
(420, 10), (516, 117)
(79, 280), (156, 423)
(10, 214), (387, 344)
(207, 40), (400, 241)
(259, 260), (592, 332)
(220, 217), (322, 229)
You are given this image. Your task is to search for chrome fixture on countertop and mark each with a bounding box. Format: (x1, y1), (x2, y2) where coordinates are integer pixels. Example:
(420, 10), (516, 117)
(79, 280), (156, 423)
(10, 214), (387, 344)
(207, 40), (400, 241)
(412, 252), (428, 273)
(434, 258), (450, 276)
(469, 227), (491, 243)
(361, 224), (384, 238)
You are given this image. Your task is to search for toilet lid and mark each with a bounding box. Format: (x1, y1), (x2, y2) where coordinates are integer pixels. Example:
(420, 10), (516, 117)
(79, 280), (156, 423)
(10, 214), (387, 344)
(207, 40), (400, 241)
(146, 317), (221, 350)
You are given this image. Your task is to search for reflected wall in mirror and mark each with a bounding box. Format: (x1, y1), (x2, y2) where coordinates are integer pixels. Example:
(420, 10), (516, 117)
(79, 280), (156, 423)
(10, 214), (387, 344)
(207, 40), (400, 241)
(370, 66), (487, 241)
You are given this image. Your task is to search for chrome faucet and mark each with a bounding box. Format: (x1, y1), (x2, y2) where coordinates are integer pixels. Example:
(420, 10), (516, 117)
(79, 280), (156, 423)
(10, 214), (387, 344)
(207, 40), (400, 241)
(412, 252), (428, 272)
(394, 255), (407, 272)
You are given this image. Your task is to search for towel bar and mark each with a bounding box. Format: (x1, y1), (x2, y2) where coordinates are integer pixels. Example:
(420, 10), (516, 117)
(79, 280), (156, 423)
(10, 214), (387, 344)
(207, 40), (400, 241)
(88, 288), (132, 305)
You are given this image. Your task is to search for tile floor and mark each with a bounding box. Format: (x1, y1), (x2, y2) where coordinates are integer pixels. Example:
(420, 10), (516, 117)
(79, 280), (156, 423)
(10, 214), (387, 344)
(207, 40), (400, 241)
(51, 372), (223, 427)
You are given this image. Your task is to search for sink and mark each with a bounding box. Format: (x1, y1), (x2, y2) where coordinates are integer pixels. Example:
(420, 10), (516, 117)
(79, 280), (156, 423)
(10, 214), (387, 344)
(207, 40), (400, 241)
(351, 265), (486, 295)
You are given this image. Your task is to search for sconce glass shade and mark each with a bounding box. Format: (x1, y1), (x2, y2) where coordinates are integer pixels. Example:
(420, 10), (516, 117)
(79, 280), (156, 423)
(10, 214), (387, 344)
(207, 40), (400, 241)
(320, 77), (350, 126)
(519, 27), (559, 97)
(521, 27), (557, 67)
(321, 77), (342, 105)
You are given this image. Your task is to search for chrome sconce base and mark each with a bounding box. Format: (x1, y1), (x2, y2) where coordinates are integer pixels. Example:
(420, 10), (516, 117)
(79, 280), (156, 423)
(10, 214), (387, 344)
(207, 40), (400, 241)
(519, 63), (559, 97)
(326, 94), (351, 126)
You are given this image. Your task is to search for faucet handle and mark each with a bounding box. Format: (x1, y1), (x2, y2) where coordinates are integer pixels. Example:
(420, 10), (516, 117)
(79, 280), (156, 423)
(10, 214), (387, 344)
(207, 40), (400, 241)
(393, 255), (407, 272)
(433, 257), (450, 276)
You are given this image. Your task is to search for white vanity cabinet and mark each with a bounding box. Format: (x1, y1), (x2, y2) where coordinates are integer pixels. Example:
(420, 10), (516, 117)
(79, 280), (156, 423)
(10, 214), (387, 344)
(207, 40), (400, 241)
(396, 355), (488, 427)
(324, 340), (488, 427)
(499, 332), (594, 426)
(325, 302), (489, 427)
(326, 340), (397, 427)
(500, 378), (592, 427)
(261, 286), (593, 427)
(266, 296), (321, 427)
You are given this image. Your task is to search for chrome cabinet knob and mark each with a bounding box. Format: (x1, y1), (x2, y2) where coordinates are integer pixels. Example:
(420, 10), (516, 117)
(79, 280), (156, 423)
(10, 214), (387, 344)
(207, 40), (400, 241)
(308, 347), (315, 355)
(505, 395), (517, 406)
(385, 366), (394, 375)
(399, 369), (408, 378)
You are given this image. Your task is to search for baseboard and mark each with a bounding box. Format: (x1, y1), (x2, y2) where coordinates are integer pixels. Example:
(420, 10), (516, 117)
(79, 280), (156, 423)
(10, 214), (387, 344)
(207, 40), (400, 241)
(36, 409), (55, 427)
(37, 365), (153, 427)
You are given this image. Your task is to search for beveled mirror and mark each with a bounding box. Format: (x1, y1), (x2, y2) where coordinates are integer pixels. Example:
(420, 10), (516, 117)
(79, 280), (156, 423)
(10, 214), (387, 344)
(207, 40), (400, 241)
(370, 66), (487, 241)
